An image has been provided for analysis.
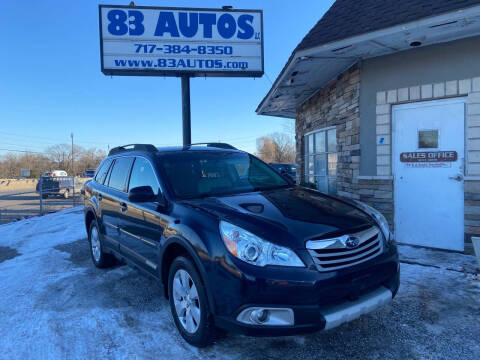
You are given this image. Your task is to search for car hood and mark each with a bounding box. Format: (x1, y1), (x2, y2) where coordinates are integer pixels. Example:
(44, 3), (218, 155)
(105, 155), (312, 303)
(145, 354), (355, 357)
(182, 187), (374, 249)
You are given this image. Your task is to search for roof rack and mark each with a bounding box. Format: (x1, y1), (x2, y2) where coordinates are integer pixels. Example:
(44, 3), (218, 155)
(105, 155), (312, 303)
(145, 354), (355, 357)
(188, 143), (237, 150)
(108, 144), (158, 156)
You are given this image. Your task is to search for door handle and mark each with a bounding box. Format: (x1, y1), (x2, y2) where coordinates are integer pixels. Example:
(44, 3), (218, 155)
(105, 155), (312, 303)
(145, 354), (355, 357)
(120, 202), (128, 212)
(448, 174), (463, 182)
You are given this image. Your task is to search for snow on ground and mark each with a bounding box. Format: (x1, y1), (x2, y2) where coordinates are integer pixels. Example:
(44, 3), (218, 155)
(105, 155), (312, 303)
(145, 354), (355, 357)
(0, 209), (479, 360)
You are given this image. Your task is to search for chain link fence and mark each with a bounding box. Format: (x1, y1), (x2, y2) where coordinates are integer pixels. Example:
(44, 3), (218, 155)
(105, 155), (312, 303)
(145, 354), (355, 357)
(0, 176), (88, 225)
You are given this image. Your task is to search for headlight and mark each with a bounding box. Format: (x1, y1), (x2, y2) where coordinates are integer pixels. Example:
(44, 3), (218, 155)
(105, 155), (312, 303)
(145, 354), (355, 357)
(219, 221), (304, 267)
(354, 201), (392, 242)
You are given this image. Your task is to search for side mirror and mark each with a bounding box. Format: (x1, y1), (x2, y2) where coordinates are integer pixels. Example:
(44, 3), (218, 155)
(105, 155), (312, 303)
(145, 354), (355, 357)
(280, 170), (295, 184)
(128, 186), (156, 203)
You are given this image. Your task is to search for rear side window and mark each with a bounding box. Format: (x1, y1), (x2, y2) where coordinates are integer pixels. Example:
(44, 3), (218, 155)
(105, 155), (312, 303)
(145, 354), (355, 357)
(108, 157), (133, 192)
(95, 159), (112, 185)
(128, 157), (161, 195)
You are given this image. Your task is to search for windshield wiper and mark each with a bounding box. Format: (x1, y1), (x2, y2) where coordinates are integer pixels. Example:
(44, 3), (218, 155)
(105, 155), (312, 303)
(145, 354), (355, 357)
(252, 184), (292, 192)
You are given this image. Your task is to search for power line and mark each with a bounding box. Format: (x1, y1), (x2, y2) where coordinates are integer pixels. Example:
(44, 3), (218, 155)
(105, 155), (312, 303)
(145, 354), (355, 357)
(264, 72), (274, 85)
(0, 141), (46, 151)
(0, 130), (111, 147)
(0, 148), (45, 154)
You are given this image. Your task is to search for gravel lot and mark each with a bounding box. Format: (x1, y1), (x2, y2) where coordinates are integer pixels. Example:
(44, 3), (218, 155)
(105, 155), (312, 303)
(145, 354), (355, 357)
(0, 207), (479, 360)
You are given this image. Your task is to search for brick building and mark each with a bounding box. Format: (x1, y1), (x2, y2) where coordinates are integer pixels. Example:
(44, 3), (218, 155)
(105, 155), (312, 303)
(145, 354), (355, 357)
(257, 0), (480, 253)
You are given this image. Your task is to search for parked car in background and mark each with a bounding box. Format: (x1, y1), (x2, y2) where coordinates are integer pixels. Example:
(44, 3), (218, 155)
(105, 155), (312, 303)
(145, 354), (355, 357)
(36, 176), (82, 199)
(51, 170), (68, 177)
(82, 169), (96, 178)
(269, 163), (297, 181)
(83, 143), (399, 347)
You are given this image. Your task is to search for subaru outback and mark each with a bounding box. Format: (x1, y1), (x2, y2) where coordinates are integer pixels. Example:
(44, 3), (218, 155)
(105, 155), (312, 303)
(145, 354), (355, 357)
(83, 143), (399, 347)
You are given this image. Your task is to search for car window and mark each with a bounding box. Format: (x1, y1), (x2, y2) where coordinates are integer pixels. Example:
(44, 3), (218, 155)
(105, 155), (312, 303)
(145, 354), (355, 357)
(128, 157), (161, 195)
(161, 151), (289, 199)
(108, 157), (133, 192)
(95, 159), (112, 185)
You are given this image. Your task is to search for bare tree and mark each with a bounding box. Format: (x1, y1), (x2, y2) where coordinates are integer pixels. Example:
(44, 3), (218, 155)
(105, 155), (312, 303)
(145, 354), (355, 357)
(46, 144), (71, 172)
(0, 144), (107, 178)
(256, 132), (295, 163)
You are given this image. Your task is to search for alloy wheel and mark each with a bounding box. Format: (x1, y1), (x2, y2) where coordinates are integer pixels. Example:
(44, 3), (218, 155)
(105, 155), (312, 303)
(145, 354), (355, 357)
(172, 269), (201, 334)
(90, 226), (101, 262)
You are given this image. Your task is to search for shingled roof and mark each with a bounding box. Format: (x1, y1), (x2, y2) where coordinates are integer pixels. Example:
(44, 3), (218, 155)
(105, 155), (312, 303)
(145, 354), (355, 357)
(257, 0), (480, 117)
(296, 0), (480, 51)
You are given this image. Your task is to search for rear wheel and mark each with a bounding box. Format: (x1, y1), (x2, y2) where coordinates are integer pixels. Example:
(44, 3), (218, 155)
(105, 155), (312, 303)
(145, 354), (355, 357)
(168, 256), (214, 347)
(88, 220), (115, 268)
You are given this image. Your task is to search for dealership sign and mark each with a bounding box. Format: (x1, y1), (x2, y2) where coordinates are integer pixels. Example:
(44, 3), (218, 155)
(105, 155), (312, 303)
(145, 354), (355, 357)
(400, 151), (458, 163)
(99, 5), (263, 77)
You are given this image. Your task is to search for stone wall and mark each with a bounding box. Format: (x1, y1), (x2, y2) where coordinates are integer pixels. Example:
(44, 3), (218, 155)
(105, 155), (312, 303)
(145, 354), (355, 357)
(295, 64), (395, 226)
(295, 64), (361, 197)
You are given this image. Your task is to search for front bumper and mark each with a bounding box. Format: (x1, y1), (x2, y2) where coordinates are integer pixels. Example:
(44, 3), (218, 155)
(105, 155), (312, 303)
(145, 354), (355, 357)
(210, 246), (400, 336)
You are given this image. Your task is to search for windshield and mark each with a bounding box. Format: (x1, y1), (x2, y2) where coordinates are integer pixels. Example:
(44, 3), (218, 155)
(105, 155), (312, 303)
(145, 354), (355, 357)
(271, 164), (296, 175)
(160, 151), (290, 199)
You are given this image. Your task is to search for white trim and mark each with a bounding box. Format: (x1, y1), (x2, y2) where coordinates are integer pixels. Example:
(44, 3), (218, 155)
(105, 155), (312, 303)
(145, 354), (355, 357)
(295, 5), (480, 59)
(304, 125), (336, 136)
(298, 60), (359, 109)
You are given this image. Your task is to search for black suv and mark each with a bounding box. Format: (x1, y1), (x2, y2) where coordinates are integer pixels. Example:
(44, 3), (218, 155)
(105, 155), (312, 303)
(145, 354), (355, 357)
(83, 143), (399, 347)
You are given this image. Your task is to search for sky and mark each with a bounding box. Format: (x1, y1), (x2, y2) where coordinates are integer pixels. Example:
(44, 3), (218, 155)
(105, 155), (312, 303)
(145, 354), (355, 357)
(0, 0), (334, 155)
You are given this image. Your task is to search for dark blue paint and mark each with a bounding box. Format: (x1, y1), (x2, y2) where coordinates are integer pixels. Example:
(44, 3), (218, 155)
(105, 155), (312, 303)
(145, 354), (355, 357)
(84, 145), (399, 336)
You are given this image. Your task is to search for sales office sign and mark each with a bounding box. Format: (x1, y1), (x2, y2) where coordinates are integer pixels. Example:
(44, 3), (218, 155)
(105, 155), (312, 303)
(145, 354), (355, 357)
(99, 5), (263, 77)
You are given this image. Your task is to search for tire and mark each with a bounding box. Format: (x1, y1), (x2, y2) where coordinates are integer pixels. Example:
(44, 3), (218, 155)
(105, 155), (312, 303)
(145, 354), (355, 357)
(41, 194), (48, 199)
(168, 256), (214, 347)
(64, 190), (69, 199)
(88, 219), (116, 268)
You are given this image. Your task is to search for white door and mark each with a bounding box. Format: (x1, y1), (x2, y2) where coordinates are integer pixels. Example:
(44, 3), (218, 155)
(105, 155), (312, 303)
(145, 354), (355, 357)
(392, 98), (465, 251)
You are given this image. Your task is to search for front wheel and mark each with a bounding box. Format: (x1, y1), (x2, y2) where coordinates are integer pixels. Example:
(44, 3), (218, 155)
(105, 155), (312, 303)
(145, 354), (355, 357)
(168, 256), (214, 347)
(63, 190), (69, 199)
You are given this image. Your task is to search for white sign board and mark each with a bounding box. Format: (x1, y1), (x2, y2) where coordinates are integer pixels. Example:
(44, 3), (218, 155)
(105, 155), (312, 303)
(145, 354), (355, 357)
(20, 168), (30, 177)
(99, 5), (263, 77)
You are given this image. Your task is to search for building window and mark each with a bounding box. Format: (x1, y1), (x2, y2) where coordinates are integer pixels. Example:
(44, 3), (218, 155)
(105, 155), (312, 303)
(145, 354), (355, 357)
(304, 127), (337, 194)
(418, 129), (439, 149)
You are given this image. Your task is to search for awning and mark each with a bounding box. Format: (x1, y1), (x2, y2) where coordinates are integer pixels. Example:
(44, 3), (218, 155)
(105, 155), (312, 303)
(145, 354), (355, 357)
(257, 5), (480, 118)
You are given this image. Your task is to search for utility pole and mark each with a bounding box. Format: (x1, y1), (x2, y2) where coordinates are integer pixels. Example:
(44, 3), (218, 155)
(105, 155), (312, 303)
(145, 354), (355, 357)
(71, 133), (74, 176)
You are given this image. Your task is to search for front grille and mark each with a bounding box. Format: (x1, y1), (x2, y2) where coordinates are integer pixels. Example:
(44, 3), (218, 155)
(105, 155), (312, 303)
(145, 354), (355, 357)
(306, 227), (383, 272)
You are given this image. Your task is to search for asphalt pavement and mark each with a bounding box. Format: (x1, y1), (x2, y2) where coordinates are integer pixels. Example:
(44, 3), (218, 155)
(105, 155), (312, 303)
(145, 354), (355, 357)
(0, 190), (81, 224)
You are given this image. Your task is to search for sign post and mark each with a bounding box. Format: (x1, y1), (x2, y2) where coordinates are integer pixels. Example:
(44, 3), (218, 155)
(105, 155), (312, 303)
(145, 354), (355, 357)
(181, 76), (191, 146)
(98, 4), (264, 144)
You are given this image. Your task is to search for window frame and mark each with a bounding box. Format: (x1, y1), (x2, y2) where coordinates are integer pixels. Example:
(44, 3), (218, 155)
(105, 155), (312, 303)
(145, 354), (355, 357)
(127, 156), (163, 196)
(94, 158), (113, 185)
(304, 126), (338, 194)
(106, 156), (134, 193)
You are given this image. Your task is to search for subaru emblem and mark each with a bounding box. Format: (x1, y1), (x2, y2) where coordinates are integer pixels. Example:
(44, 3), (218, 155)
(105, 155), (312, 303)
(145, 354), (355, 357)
(345, 236), (360, 249)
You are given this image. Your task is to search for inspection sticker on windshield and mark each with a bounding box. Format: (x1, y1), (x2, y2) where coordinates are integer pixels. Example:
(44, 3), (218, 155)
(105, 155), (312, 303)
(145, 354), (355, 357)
(99, 5), (263, 77)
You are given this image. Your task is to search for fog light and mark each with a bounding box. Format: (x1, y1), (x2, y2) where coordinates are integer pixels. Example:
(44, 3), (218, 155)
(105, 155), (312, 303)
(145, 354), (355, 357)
(250, 309), (269, 324)
(236, 307), (294, 326)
